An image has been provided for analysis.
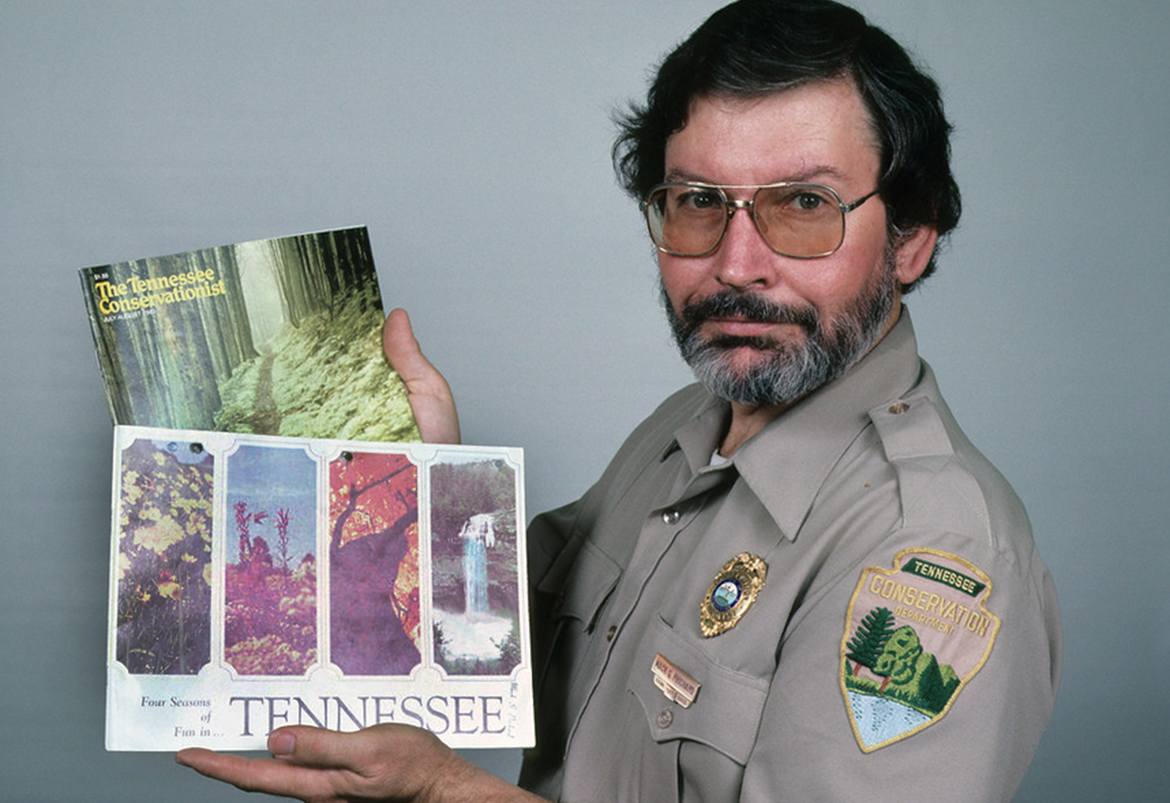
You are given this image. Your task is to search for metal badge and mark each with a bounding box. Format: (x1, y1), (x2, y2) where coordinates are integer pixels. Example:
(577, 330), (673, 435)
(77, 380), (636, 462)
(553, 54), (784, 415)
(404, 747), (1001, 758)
(700, 552), (768, 638)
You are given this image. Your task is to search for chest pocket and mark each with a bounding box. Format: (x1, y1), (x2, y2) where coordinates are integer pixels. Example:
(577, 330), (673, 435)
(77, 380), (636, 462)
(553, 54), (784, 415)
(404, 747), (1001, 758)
(550, 538), (623, 630)
(533, 539), (623, 714)
(628, 614), (770, 765)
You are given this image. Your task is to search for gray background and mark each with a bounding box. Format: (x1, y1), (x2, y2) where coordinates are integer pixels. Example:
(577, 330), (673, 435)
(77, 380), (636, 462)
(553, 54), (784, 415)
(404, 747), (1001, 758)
(2, 1), (1166, 800)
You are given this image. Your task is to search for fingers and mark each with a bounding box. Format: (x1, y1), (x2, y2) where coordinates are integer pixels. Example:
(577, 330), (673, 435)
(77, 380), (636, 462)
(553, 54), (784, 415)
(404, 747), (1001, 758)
(175, 746), (340, 801)
(177, 724), (545, 803)
(175, 727), (394, 802)
(383, 309), (461, 444)
(267, 725), (467, 803)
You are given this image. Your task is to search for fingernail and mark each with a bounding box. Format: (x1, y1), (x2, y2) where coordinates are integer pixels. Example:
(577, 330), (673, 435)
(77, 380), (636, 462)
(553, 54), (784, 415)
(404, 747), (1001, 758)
(269, 732), (296, 757)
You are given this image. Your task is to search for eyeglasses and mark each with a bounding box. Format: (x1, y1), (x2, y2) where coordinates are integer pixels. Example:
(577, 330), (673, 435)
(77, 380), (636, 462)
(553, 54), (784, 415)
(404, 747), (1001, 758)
(641, 181), (880, 259)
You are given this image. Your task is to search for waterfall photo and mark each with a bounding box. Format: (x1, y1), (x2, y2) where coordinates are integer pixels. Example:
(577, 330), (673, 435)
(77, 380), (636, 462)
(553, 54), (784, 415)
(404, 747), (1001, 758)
(429, 455), (522, 677)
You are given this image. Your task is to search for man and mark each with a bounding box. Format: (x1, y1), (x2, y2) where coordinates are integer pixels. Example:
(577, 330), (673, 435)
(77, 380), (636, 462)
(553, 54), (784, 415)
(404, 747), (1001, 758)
(178, 1), (1060, 800)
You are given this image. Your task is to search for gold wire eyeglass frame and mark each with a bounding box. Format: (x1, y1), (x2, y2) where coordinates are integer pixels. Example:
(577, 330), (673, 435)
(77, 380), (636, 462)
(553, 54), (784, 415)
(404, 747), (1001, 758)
(641, 181), (880, 259)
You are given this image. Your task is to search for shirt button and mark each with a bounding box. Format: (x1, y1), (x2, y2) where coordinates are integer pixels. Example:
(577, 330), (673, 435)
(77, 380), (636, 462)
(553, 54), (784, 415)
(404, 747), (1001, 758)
(605, 625), (617, 642)
(656, 709), (674, 729)
(661, 508), (680, 525)
(888, 402), (910, 415)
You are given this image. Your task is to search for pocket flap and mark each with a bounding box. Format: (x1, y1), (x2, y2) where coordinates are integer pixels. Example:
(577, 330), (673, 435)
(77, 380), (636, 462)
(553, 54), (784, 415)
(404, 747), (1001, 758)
(629, 616), (770, 765)
(542, 539), (622, 631)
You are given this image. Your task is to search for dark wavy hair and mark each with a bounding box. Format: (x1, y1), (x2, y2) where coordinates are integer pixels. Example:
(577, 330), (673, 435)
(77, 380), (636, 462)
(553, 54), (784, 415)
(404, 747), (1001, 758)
(613, 0), (960, 291)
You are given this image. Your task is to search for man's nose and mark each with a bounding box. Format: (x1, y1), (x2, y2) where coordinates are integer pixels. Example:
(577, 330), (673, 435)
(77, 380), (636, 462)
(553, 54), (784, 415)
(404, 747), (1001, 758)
(712, 205), (779, 290)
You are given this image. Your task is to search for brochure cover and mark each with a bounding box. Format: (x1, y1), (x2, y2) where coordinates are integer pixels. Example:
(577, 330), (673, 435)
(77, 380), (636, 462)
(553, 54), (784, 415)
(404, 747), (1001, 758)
(80, 227), (419, 442)
(107, 425), (532, 751)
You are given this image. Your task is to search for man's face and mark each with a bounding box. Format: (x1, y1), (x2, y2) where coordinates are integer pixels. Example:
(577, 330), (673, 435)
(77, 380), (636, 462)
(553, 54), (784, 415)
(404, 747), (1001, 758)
(658, 78), (926, 408)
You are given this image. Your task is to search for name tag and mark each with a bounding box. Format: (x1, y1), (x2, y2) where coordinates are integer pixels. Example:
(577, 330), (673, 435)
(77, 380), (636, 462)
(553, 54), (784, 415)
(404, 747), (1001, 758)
(652, 653), (700, 708)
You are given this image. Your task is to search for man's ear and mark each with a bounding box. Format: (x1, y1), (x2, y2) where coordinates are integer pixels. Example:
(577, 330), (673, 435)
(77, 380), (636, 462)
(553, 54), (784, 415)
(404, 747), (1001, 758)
(893, 225), (938, 287)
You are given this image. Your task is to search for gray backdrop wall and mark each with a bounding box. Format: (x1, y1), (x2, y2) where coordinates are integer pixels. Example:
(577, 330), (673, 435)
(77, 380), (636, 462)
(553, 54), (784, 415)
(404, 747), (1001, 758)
(2, 1), (1167, 800)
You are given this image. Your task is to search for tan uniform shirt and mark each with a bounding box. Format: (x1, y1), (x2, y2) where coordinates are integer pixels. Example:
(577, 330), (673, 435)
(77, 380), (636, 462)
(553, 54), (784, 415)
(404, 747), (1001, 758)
(520, 314), (1061, 802)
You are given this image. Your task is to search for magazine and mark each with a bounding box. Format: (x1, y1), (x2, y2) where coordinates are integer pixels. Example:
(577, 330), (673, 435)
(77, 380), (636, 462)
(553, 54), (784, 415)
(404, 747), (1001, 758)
(106, 425), (532, 751)
(80, 227), (419, 442)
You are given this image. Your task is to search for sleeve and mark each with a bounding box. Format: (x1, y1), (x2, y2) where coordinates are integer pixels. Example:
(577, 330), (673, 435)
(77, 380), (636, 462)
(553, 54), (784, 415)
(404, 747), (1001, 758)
(527, 501), (581, 588)
(520, 494), (605, 795)
(738, 536), (1060, 803)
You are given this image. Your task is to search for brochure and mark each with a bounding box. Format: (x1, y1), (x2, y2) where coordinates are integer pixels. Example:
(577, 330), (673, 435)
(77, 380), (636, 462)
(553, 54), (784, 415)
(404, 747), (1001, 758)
(106, 425), (531, 751)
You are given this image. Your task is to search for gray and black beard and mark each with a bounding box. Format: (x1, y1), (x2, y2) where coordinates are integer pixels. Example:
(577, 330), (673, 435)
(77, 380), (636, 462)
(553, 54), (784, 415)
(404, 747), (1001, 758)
(662, 257), (898, 407)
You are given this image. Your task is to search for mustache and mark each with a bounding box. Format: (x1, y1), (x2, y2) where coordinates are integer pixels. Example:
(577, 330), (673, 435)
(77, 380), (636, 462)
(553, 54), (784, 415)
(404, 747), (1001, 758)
(678, 290), (819, 334)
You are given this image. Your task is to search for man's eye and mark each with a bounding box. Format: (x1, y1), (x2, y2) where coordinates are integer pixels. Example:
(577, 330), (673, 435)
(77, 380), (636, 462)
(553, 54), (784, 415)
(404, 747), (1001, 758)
(679, 190), (721, 210)
(793, 192), (825, 211)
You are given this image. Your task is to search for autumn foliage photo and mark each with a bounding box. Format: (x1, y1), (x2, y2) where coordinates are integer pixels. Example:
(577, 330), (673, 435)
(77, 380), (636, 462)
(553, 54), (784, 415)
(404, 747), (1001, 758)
(329, 450), (421, 676)
(115, 438), (213, 675)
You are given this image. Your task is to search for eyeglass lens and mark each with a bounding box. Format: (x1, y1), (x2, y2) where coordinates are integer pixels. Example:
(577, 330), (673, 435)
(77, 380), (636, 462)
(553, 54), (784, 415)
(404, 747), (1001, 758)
(645, 184), (848, 258)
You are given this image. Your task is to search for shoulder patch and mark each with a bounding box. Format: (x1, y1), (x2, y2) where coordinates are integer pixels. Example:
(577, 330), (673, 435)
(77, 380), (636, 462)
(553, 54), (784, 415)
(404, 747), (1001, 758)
(839, 548), (1000, 752)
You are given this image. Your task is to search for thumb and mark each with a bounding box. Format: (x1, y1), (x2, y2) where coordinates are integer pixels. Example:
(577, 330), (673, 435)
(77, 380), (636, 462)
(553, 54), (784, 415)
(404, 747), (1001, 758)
(266, 725), (374, 768)
(382, 308), (461, 444)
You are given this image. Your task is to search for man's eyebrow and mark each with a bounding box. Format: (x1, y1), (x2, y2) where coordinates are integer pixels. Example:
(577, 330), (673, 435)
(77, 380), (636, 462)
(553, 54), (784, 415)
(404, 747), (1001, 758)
(663, 165), (850, 185)
(663, 168), (713, 183)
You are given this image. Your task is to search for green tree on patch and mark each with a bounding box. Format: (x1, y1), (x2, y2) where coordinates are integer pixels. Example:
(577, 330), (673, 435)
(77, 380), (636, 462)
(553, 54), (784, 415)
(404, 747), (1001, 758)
(872, 625), (923, 692)
(845, 606), (896, 676)
(914, 653), (961, 714)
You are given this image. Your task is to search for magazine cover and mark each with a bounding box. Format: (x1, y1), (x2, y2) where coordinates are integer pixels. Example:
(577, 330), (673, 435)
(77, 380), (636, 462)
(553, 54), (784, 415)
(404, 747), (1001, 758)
(80, 227), (419, 442)
(107, 425), (532, 751)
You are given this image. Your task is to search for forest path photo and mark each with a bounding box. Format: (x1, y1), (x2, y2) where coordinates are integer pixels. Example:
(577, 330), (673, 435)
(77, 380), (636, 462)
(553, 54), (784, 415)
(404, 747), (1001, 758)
(244, 355), (280, 433)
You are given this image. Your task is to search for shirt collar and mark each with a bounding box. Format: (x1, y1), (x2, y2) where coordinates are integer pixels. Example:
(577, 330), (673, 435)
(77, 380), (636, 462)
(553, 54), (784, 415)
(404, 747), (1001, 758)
(669, 310), (924, 541)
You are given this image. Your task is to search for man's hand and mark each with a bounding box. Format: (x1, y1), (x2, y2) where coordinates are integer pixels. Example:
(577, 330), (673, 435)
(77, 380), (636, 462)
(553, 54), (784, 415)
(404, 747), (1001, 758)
(176, 724), (540, 803)
(383, 308), (461, 444)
